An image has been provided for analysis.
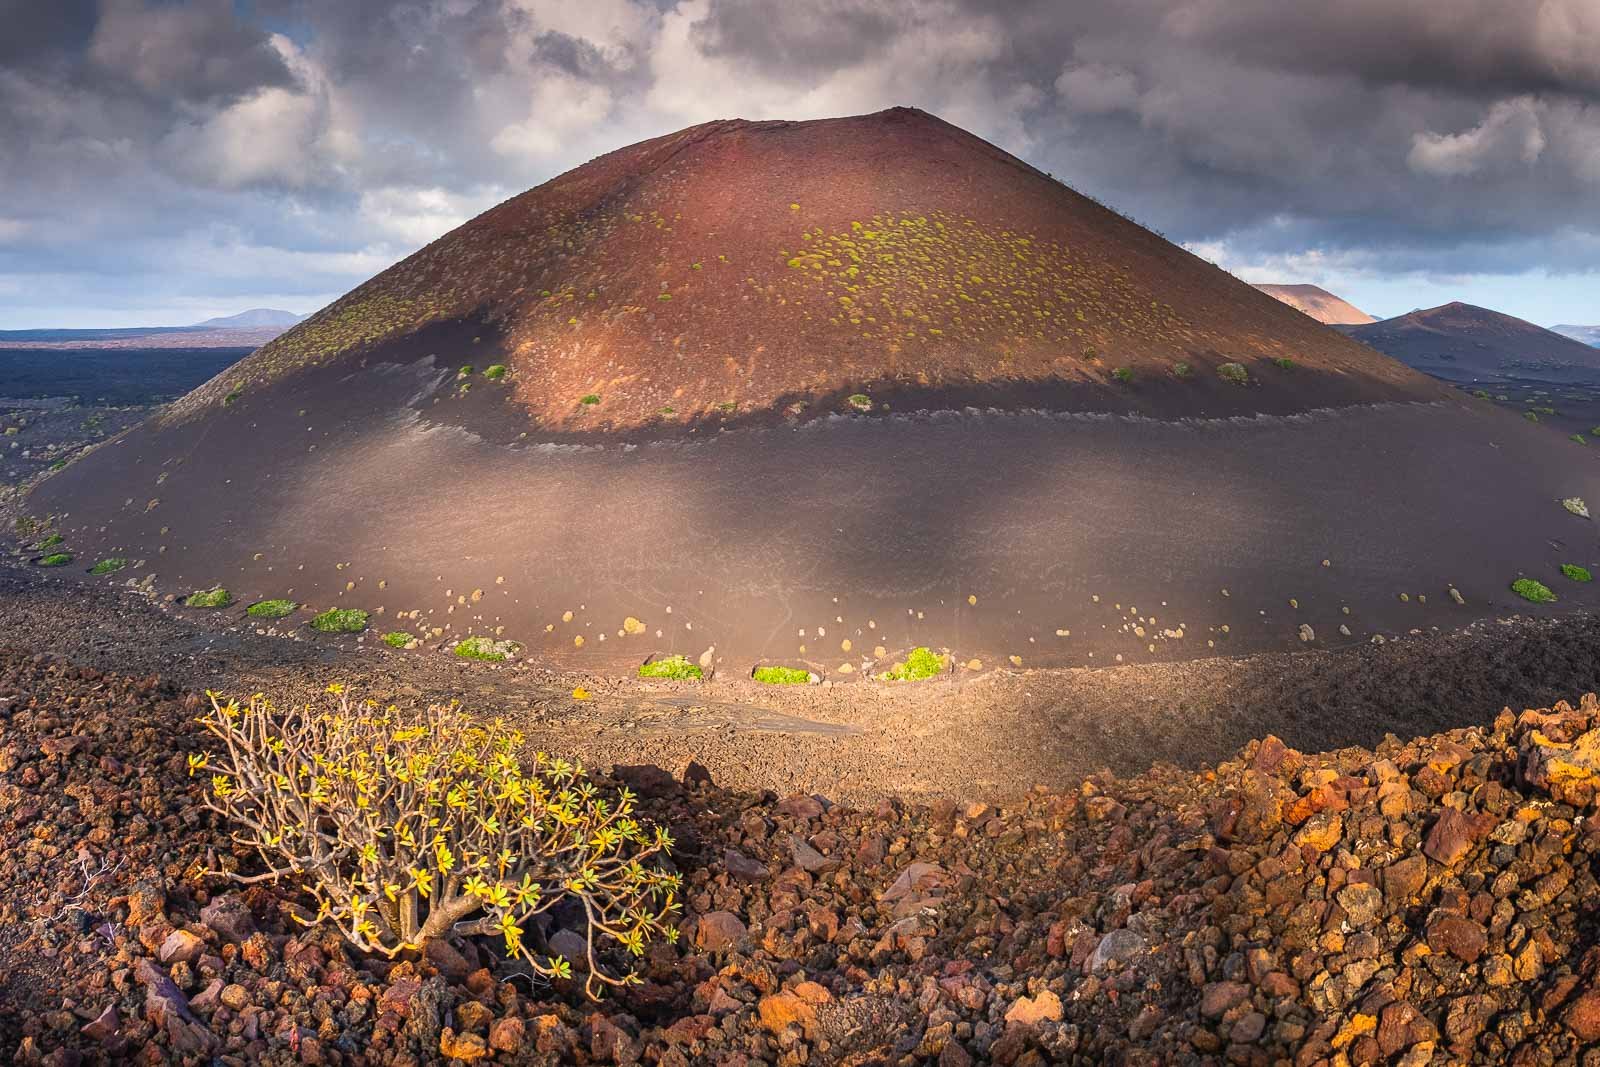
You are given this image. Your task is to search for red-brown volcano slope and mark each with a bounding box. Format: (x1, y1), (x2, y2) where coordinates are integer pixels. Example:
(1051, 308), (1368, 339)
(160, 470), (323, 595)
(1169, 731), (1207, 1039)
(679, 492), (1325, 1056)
(166, 107), (1439, 431)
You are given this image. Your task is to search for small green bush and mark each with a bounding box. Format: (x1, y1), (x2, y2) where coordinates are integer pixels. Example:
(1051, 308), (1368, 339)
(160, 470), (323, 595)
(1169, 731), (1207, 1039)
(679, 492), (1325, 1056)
(639, 655), (703, 680)
(1511, 578), (1557, 603)
(753, 665), (812, 685)
(223, 387), (242, 406)
(310, 608), (368, 633)
(879, 647), (946, 682)
(37, 533), (63, 549)
(579, 394), (600, 405)
(458, 365), (474, 378)
(1564, 497), (1590, 518)
(37, 552), (73, 567)
(246, 599), (297, 619)
(1572, 434), (1587, 445)
(1111, 367), (1133, 383)
(89, 558), (127, 575)
(1561, 564), (1593, 583)
(1272, 357), (1295, 370)
(186, 587), (233, 608)
(483, 364), (507, 380)
(454, 635), (519, 661)
(1525, 411), (1540, 423)
(382, 631), (413, 648)
(847, 393), (872, 412)
(1172, 361), (1193, 379)
(1218, 362), (1249, 384)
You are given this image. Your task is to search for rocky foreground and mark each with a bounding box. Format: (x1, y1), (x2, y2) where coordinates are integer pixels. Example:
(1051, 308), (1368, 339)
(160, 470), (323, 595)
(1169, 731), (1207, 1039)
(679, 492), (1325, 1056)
(6, 649), (1600, 1064)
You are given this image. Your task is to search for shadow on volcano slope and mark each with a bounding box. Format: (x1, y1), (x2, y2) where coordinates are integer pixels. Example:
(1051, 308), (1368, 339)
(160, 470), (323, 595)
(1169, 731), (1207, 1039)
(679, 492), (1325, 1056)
(29, 360), (1600, 680)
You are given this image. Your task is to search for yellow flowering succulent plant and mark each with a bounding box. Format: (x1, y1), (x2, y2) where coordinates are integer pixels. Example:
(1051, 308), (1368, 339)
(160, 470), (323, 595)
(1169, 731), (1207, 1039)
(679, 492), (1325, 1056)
(193, 686), (681, 996)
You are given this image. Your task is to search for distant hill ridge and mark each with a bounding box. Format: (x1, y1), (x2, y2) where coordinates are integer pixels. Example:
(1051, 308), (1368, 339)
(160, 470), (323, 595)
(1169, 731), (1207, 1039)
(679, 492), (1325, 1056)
(1252, 283), (1375, 325)
(190, 308), (303, 329)
(0, 309), (302, 351)
(1342, 301), (1600, 381)
(1553, 324), (1600, 348)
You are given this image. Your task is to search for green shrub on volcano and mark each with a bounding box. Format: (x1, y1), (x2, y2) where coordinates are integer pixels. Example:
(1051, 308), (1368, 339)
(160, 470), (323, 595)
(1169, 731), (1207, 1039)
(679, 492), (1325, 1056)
(246, 599), (296, 619)
(1561, 564), (1593, 583)
(753, 665), (813, 685)
(37, 552), (73, 567)
(1511, 578), (1557, 603)
(454, 636), (519, 661)
(186, 587), (233, 608)
(310, 608), (368, 633)
(879, 647), (947, 681)
(638, 655), (702, 680)
(89, 558), (127, 575)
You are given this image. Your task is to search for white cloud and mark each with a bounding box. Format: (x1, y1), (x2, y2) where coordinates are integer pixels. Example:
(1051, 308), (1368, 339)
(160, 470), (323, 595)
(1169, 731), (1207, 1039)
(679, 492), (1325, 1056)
(1055, 62), (1140, 115)
(1409, 96), (1547, 177)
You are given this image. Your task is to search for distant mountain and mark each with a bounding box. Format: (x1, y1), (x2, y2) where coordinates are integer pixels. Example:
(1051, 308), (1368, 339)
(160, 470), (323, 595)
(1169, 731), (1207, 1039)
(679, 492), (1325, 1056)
(0, 310), (302, 351)
(1342, 302), (1600, 382)
(190, 309), (303, 329)
(1552, 324), (1600, 348)
(1253, 283), (1375, 325)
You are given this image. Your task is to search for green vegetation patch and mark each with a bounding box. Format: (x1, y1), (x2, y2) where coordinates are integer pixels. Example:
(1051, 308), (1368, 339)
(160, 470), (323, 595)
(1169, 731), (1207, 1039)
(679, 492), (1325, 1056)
(1111, 367), (1133, 383)
(1561, 564), (1593, 583)
(1565, 497), (1591, 518)
(879, 647), (947, 682)
(309, 607), (369, 633)
(246, 598), (297, 619)
(185, 587), (233, 608)
(382, 631), (413, 649)
(1572, 434), (1588, 446)
(454, 635), (519, 661)
(753, 665), (813, 685)
(1218, 362), (1249, 384)
(1272, 357), (1295, 370)
(1524, 411), (1540, 423)
(89, 558), (127, 575)
(223, 386), (242, 406)
(483, 364), (507, 380)
(37, 533), (63, 549)
(1511, 578), (1558, 604)
(579, 393), (600, 405)
(1172, 361), (1193, 379)
(847, 393), (873, 412)
(457, 365), (475, 378)
(638, 654), (703, 680)
(37, 552), (73, 568)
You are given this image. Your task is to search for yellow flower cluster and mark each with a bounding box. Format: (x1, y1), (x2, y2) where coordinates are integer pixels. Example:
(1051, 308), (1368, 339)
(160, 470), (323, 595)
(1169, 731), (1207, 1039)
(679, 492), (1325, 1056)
(193, 688), (680, 997)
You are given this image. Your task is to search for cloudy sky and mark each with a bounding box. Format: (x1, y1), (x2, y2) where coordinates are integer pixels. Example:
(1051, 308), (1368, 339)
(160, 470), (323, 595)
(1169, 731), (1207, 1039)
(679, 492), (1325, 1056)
(2, 0), (1598, 329)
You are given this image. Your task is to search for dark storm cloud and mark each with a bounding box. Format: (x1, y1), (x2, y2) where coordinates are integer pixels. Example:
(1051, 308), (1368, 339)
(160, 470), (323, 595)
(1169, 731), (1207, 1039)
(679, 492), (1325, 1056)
(1, 0), (1597, 327)
(689, 0), (901, 76)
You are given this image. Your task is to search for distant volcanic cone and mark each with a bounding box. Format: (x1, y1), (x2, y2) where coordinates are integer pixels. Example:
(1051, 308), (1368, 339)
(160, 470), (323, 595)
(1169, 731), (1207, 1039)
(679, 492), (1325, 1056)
(29, 108), (1600, 677)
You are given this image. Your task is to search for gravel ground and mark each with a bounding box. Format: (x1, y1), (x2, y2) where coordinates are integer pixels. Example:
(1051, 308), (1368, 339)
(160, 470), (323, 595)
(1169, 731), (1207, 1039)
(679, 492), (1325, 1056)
(6, 557), (1600, 808)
